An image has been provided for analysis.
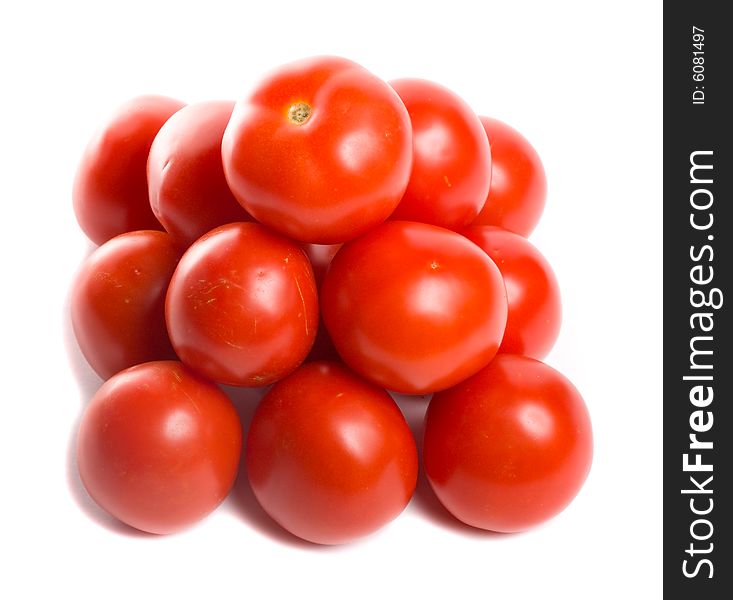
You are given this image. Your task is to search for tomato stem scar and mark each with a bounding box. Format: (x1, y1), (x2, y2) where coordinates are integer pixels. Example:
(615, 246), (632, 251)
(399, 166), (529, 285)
(288, 102), (312, 125)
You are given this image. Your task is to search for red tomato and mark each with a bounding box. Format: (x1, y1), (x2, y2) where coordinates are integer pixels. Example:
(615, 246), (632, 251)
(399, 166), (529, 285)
(73, 96), (185, 245)
(463, 226), (561, 359)
(471, 117), (546, 237)
(77, 361), (242, 534)
(388, 79), (490, 230)
(321, 221), (507, 394)
(147, 100), (252, 248)
(222, 56), (413, 243)
(165, 222), (318, 386)
(246, 361), (418, 544)
(423, 355), (593, 532)
(71, 230), (181, 379)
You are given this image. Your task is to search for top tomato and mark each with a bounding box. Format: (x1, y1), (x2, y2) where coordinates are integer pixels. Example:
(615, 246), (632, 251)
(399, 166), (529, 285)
(73, 95), (185, 245)
(221, 56), (413, 244)
(389, 79), (491, 230)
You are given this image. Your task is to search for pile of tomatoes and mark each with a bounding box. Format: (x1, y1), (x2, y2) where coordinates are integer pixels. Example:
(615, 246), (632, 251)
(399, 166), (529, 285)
(71, 56), (592, 544)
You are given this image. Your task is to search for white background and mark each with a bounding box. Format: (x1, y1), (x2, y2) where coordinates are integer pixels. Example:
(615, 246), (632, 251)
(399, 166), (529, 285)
(0, 1), (662, 598)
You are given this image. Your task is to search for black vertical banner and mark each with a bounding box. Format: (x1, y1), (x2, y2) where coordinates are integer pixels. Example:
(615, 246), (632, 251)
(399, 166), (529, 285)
(664, 3), (732, 597)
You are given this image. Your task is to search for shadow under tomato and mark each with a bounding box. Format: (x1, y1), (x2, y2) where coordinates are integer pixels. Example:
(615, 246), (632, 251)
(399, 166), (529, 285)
(63, 244), (102, 403)
(389, 391), (431, 442)
(390, 392), (506, 539)
(65, 411), (154, 538)
(63, 275), (153, 538)
(408, 472), (504, 538)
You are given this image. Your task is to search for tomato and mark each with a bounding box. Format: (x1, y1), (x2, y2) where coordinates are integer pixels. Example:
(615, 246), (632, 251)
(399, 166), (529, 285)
(71, 230), (181, 379)
(423, 354), (593, 532)
(77, 361), (242, 534)
(463, 226), (561, 359)
(147, 100), (251, 248)
(73, 95), (185, 245)
(471, 117), (546, 237)
(165, 222), (318, 386)
(246, 361), (417, 544)
(388, 79), (490, 230)
(221, 56), (412, 244)
(321, 221), (507, 394)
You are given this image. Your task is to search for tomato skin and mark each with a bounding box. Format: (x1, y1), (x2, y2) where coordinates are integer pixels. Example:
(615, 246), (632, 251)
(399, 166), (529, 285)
(423, 355), (593, 533)
(147, 101), (251, 248)
(73, 96), (185, 245)
(246, 361), (418, 544)
(471, 117), (546, 237)
(71, 230), (181, 379)
(77, 361), (242, 534)
(222, 56), (412, 244)
(463, 226), (561, 359)
(165, 222), (318, 386)
(388, 79), (490, 230)
(321, 221), (507, 394)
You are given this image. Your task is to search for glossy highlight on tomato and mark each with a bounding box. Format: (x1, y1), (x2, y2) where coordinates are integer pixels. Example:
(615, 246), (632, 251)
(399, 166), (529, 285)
(165, 222), (318, 386)
(71, 230), (181, 379)
(321, 221), (507, 394)
(73, 95), (185, 245)
(423, 354), (593, 532)
(246, 361), (418, 544)
(77, 361), (242, 534)
(222, 56), (413, 243)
